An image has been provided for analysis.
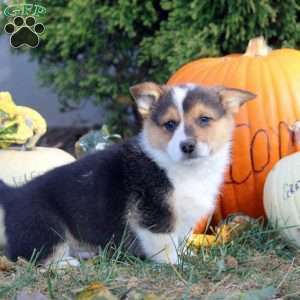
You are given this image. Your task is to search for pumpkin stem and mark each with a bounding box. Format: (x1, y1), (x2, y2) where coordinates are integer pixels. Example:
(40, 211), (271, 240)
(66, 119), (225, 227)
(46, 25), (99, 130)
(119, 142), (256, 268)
(243, 37), (271, 57)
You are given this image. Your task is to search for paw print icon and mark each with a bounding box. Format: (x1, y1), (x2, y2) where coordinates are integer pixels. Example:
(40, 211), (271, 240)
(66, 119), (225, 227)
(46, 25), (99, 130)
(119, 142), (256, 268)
(4, 16), (44, 48)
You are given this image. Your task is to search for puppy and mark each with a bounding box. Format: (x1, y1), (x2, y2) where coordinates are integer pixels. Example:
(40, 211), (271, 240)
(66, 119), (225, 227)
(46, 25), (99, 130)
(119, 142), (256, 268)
(0, 82), (255, 266)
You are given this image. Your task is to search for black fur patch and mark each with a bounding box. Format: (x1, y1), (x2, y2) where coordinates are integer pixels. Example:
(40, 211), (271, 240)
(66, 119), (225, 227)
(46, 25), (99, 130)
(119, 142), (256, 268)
(183, 86), (225, 117)
(150, 92), (176, 126)
(0, 139), (174, 262)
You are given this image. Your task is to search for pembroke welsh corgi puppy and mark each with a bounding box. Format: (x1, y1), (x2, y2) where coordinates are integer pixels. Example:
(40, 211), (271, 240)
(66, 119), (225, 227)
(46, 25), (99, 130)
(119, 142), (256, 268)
(0, 82), (255, 267)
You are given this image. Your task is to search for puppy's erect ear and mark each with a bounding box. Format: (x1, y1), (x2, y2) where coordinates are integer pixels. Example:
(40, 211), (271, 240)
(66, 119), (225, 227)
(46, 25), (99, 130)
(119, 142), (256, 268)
(130, 82), (166, 118)
(217, 87), (256, 114)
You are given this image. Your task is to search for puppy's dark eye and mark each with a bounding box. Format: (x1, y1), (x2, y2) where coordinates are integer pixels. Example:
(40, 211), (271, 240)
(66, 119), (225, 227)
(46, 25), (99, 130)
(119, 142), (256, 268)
(163, 120), (177, 132)
(197, 116), (212, 127)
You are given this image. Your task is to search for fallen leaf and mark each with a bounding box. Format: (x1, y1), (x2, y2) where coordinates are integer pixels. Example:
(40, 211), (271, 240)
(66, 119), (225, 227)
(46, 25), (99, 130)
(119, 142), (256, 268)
(143, 293), (161, 300)
(75, 282), (118, 300)
(16, 291), (48, 300)
(188, 233), (219, 248)
(0, 256), (14, 271)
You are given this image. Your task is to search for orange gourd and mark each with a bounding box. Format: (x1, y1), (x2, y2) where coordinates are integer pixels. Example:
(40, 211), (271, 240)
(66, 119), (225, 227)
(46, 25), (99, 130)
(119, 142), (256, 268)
(168, 37), (300, 232)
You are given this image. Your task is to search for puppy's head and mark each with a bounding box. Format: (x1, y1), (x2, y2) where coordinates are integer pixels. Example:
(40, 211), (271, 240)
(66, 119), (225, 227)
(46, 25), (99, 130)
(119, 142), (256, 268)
(130, 82), (255, 163)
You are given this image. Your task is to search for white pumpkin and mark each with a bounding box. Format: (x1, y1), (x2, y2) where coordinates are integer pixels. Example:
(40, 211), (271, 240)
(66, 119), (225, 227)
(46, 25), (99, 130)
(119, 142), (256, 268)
(264, 152), (300, 247)
(0, 147), (75, 186)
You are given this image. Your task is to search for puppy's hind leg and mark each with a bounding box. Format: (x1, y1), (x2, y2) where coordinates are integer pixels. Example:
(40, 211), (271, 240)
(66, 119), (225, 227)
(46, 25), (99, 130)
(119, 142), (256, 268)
(43, 243), (80, 269)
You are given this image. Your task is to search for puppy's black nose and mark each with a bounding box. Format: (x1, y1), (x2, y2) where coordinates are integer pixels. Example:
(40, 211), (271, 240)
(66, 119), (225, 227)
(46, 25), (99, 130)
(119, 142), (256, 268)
(180, 140), (196, 154)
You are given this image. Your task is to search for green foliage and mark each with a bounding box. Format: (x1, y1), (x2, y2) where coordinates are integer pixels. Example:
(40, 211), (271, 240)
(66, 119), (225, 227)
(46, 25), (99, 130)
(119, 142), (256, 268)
(1, 0), (300, 134)
(141, 0), (300, 79)
(0, 123), (18, 137)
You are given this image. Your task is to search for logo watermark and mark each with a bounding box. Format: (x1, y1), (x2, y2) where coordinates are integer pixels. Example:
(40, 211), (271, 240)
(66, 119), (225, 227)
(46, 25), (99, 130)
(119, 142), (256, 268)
(4, 3), (46, 17)
(3, 3), (46, 48)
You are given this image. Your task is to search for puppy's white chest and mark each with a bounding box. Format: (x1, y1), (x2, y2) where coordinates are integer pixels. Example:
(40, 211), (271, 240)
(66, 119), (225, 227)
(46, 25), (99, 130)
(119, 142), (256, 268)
(169, 166), (224, 240)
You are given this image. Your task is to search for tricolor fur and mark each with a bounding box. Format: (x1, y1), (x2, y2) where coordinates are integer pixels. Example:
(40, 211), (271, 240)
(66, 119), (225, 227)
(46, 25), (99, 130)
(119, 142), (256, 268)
(0, 83), (255, 266)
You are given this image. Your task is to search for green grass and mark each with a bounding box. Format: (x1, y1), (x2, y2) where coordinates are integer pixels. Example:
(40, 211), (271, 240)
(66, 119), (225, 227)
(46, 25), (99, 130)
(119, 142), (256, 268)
(0, 221), (300, 299)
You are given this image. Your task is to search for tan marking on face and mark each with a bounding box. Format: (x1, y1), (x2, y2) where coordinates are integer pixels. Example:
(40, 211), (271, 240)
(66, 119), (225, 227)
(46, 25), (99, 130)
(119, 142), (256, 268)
(145, 105), (181, 151)
(185, 103), (220, 121)
(144, 119), (173, 151)
(184, 103), (234, 154)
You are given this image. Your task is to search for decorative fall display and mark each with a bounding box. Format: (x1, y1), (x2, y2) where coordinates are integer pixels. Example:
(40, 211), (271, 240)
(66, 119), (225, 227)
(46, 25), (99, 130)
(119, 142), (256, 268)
(0, 147), (75, 187)
(0, 92), (73, 187)
(168, 37), (300, 232)
(75, 282), (118, 300)
(188, 214), (252, 249)
(75, 125), (121, 158)
(264, 152), (300, 247)
(0, 92), (47, 149)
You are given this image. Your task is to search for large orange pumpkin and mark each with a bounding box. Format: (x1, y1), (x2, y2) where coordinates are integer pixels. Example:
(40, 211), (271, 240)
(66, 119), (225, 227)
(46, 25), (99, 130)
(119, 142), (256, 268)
(168, 37), (300, 232)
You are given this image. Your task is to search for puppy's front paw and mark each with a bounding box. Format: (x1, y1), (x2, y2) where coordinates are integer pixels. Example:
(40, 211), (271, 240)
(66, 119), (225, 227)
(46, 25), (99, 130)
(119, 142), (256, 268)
(167, 252), (180, 265)
(134, 228), (180, 265)
(152, 249), (179, 265)
(52, 256), (80, 269)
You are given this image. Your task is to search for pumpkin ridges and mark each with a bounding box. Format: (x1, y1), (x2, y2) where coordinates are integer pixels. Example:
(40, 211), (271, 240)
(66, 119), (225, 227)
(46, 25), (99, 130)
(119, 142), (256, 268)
(189, 60), (226, 84)
(276, 49), (300, 125)
(231, 65), (251, 216)
(246, 59), (266, 216)
(270, 58), (293, 124)
(228, 58), (257, 217)
(262, 58), (278, 131)
(270, 57), (299, 157)
(233, 58), (284, 218)
(169, 58), (219, 83)
(179, 59), (223, 85)
(212, 57), (252, 219)
(249, 57), (272, 217)
(223, 62), (251, 217)
(207, 57), (242, 86)
(207, 57), (261, 219)
(281, 63), (298, 129)
(212, 57), (246, 87)
(247, 57), (267, 217)
(265, 58), (289, 161)
(276, 53), (300, 121)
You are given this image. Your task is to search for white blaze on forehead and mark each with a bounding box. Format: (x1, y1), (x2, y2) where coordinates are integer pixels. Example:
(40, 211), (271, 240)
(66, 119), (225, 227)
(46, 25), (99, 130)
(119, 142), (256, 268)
(167, 86), (189, 162)
(172, 86), (188, 117)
